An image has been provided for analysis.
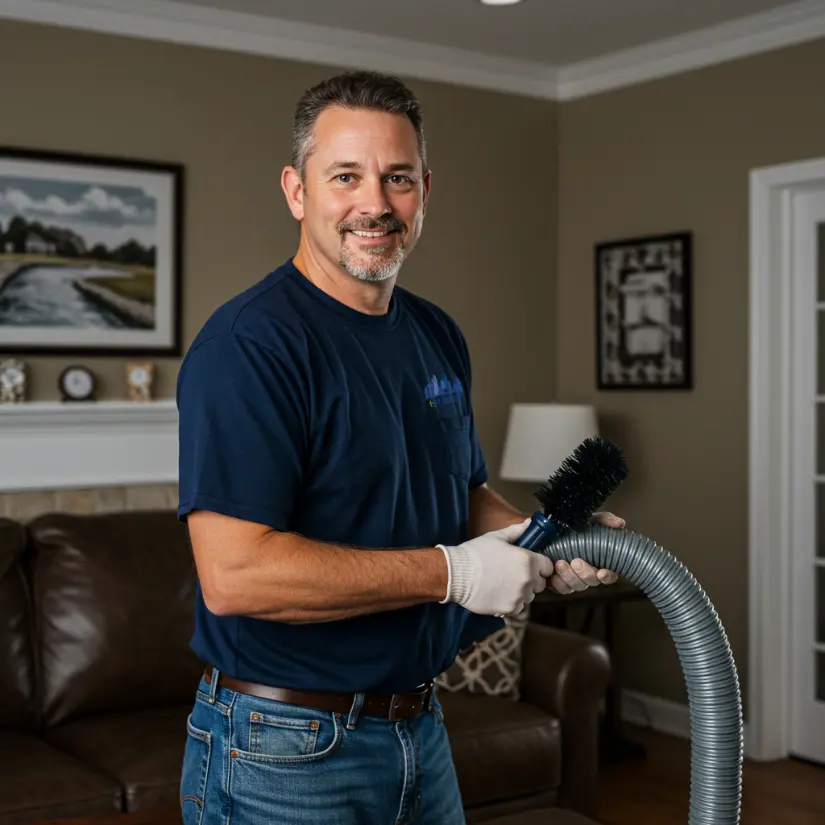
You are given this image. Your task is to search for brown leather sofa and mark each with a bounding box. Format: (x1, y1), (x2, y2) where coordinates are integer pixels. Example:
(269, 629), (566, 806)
(0, 510), (610, 825)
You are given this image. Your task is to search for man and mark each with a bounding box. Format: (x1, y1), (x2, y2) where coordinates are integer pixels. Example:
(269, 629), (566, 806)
(176, 70), (623, 825)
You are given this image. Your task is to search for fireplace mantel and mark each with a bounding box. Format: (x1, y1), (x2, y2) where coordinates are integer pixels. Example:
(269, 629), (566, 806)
(0, 400), (178, 492)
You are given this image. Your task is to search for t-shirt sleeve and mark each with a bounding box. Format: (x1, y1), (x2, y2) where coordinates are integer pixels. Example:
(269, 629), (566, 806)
(176, 332), (307, 531)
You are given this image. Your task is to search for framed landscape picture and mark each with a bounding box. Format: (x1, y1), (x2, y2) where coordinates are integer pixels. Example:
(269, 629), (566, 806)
(595, 231), (692, 390)
(0, 146), (183, 355)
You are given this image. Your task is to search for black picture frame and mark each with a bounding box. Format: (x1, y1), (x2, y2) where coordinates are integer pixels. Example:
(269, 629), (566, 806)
(595, 231), (692, 391)
(0, 146), (183, 356)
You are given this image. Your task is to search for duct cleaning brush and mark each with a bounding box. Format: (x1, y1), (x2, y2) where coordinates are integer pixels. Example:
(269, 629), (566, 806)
(515, 435), (629, 550)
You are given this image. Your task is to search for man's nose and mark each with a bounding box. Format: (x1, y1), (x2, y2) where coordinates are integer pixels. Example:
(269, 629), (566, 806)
(357, 178), (392, 216)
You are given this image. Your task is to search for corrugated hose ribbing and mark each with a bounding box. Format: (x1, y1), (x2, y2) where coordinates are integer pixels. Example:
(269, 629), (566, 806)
(537, 523), (743, 825)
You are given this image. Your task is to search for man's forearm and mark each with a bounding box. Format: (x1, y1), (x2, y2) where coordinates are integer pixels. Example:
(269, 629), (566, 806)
(468, 482), (529, 538)
(196, 525), (448, 624)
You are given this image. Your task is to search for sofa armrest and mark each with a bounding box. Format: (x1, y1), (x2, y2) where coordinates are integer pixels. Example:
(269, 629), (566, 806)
(519, 622), (611, 818)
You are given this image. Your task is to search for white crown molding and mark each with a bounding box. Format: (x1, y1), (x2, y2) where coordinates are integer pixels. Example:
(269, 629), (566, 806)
(0, 0), (558, 100)
(0, 399), (178, 491)
(557, 0), (825, 100)
(0, 0), (824, 101)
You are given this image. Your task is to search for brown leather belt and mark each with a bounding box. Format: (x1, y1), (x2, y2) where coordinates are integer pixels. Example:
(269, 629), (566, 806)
(203, 666), (436, 722)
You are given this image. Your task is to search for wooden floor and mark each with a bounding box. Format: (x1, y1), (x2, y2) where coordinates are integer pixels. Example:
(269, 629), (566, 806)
(598, 727), (825, 825)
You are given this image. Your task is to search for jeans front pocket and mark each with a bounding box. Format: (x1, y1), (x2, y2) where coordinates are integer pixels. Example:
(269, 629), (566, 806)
(234, 707), (344, 764)
(180, 714), (212, 825)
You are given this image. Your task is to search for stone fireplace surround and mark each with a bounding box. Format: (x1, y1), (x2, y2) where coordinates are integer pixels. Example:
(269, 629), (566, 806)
(0, 399), (178, 521)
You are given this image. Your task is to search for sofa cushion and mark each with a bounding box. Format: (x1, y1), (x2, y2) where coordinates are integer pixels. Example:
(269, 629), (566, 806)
(28, 510), (203, 726)
(437, 608), (529, 700)
(0, 730), (121, 824)
(0, 518), (37, 730)
(44, 704), (191, 813)
(439, 690), (561, 809)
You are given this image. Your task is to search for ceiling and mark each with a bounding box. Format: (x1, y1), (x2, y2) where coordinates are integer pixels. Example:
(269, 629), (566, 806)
(173, 0), (798, 66)
(4, 0), (825, 99)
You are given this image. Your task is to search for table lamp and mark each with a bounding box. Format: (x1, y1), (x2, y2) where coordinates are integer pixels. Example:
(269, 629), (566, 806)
(499, 403), (599, 481)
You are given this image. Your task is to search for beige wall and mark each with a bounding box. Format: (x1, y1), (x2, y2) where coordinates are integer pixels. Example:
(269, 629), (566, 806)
(0, 18), (557, 512)
(557, 37), (825, 709)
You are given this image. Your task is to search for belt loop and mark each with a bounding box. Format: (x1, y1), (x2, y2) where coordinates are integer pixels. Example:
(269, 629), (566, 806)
(208, 667), (220, 703)
(346, 691), (365, 730)
(426, 681), (436, 712)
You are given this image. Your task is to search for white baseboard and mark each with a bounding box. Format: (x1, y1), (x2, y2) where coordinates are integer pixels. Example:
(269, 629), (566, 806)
(620, 689), (753, 758)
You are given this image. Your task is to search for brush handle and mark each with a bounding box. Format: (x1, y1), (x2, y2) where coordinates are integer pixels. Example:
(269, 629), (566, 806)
(515, 511), (560, 554)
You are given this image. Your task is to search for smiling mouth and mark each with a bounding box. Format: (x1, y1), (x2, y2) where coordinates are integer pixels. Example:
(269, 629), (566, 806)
(348, 229), (398, 238)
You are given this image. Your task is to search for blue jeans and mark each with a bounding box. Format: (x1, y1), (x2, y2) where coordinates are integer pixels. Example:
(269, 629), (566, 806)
(180, 670), (466, 825)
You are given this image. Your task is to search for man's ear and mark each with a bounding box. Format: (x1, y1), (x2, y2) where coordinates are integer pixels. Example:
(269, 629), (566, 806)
(422, 169), (432, 217)
(281, 166), (305, 221)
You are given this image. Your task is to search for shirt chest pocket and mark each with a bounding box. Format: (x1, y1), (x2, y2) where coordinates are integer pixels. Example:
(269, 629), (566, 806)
(430, 412), (472, 481)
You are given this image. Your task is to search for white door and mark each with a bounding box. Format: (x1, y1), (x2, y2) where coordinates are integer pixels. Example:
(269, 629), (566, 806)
(790, 187), (825, 765)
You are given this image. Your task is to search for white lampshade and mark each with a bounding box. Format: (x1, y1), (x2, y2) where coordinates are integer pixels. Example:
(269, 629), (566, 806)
(499, 403), (599, 482)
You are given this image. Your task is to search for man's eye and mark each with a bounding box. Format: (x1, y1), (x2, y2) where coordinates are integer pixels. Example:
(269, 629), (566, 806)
(388, 175), (411, 185)
(337, 174), (354, 183)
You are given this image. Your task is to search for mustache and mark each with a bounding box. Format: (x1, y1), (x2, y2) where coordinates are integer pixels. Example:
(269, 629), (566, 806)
(339, 218), (404, 234)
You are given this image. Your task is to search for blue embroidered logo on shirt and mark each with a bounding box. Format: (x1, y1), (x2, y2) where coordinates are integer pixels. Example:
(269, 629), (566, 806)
(424, 374), (463, 407)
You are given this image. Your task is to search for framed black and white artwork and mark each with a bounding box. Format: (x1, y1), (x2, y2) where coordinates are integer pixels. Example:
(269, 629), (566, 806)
(0, 146), (183, 356)
(595, 231), (692, 390)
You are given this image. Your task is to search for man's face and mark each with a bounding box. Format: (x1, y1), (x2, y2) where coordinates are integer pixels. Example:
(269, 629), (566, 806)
(288, 105), (430, 283)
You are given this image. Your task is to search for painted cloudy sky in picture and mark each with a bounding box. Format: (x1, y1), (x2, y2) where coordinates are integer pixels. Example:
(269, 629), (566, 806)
(0, 175), (157, 250)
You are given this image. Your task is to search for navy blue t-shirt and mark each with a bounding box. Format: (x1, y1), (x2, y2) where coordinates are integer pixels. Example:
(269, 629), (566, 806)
(176, 258), (504, 693)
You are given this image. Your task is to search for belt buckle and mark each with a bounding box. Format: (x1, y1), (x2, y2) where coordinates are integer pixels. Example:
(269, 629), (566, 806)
(387, 681), (435, 721)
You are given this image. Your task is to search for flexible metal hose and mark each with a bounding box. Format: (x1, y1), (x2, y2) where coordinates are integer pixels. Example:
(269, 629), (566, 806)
(529, 521), (743, 825)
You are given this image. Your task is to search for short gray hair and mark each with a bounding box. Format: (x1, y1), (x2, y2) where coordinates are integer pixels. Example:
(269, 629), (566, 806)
(291, 70), (427, 178)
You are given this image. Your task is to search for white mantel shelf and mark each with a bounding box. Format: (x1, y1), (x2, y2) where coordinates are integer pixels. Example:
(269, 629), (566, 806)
(0, 399), (178, 492)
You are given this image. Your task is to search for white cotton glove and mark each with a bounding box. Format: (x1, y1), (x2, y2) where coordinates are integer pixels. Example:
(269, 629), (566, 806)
(437, 519), (554, 617)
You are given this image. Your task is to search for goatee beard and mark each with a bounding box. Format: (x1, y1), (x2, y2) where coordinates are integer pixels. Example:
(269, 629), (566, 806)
(339, 243), (406, 282)
(338, 218), (406, 282)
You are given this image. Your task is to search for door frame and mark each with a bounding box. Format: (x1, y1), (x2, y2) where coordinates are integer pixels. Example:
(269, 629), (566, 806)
(749, 157), (825, 760)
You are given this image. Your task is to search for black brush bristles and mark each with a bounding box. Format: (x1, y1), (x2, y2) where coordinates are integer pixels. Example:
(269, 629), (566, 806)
(533, 436), (629, 533)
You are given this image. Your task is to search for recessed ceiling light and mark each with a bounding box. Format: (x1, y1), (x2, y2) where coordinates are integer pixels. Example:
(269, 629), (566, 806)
(479, 0), (523, 5)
